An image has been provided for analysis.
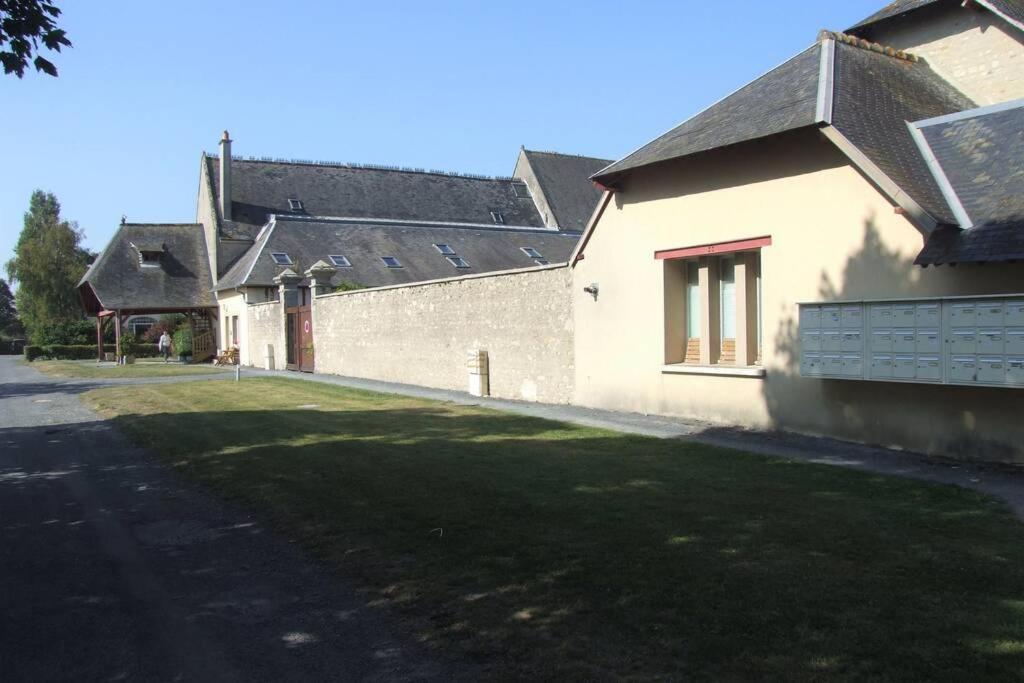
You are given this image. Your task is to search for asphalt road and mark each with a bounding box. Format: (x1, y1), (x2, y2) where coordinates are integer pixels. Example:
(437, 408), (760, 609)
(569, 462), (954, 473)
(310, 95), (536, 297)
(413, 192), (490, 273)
(0, 357), (457, 681)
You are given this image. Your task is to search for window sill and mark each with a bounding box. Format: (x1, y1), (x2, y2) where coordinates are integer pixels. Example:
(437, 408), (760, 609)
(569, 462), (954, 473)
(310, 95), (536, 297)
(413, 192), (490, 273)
(661, 363), (765, 378)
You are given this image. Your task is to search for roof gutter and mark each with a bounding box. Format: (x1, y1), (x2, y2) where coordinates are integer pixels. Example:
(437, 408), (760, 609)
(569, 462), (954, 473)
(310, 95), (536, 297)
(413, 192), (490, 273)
(819, 125), (940, 235)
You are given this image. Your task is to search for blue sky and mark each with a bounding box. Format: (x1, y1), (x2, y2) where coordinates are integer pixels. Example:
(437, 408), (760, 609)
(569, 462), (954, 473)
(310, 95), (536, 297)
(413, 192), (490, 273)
(0, 0), (881, 268)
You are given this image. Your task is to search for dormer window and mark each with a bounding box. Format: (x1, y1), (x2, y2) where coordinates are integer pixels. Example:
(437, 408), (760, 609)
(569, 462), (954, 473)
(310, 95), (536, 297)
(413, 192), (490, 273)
(288, 198), (303, 211)
(490, 211), (505, 224)
(329, 254), (352, 267)
(270, 252), (292, 265)
(131, 241), (165, 267)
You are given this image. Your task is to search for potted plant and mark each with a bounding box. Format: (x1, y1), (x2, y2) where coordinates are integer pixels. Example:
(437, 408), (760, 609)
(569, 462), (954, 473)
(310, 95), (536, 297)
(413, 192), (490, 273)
(118, 332), (138, 364)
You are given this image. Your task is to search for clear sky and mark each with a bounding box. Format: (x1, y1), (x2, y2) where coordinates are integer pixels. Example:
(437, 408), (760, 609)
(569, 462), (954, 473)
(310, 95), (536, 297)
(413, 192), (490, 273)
(0, 0), (882, 268)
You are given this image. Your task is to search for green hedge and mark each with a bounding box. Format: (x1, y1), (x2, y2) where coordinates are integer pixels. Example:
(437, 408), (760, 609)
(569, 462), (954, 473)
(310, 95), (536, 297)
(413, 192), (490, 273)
(24, 344), (98, 361)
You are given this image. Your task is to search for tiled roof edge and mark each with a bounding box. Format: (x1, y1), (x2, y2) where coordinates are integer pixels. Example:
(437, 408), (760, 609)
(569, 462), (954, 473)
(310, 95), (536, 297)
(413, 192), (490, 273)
(205, 154), (521, 182)
(818, 30), (920, 62)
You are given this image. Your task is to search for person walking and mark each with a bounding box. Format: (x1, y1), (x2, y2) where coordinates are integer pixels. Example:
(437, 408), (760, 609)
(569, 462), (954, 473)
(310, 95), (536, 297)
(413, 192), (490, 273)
(158, 331), (173, 363)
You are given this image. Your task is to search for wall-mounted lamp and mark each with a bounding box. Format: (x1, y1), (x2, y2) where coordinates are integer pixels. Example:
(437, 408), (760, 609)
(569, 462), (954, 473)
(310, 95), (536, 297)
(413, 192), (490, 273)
(583, 283), (599, 300)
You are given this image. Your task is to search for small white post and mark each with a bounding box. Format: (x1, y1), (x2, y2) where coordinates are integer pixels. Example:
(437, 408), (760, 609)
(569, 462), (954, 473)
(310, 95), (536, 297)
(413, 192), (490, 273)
(235, 363), (240, 382)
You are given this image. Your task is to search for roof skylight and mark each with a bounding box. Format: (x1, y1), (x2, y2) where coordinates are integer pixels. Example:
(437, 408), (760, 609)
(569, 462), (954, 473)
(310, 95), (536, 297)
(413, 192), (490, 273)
(520, 247), (542, 258)
(512, 181), (531, 199)
(447, 256), (470, 269)
(270, 252), (292, 265)
(329, 254), (352, 267)
(288, 198), (303, 211)
(490, 211), (505, 224)
(434, 243), (456, 256)
(381, 256), (402, 268)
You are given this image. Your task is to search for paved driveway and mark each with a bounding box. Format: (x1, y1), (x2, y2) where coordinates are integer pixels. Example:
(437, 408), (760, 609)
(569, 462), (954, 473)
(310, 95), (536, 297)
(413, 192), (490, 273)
(0, 358), (456, 681)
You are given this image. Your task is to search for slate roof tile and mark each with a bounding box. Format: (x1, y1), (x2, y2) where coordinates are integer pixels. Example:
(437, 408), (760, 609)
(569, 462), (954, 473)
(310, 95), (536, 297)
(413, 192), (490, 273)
(521, 150), (612, 231)
(78, 224), (215, 311)
(216, 218), (577, 290)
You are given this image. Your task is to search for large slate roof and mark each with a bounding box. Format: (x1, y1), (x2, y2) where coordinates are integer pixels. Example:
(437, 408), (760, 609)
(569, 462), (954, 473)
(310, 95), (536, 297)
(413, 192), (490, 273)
(848, 0), (1024, 33)
(521, 150), (612, 231)
(208, 157), (546, 239)
(913, 102), (1024, 264)
(847, 0), (943, 31)
(216, 217), (578, 290)
(78, 224), (214, 312)
(830, 40), (975, 224)
(593, 44), (822, 182)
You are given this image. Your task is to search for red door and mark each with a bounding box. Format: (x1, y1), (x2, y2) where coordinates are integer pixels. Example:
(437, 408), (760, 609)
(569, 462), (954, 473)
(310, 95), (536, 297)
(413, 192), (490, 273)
(297, 305), (313, 373)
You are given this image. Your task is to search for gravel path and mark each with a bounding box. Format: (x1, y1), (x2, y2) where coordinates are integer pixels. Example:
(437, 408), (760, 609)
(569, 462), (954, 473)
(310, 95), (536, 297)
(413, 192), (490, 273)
(0, 357), (461, 681)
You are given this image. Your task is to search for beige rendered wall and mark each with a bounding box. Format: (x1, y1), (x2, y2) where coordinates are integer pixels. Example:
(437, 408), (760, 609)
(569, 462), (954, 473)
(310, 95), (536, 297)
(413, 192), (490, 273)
(867, 2), (1024, 105)
(313, 267), (575, 403)
(573, 129), (1024, 462)
(246, 300), (285, 370)
(195, 155), (220, 283)
(216, 290), (250, 363)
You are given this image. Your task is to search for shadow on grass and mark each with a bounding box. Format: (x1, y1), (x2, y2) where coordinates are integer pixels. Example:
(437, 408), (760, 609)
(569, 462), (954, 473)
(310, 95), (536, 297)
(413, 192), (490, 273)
(101, 404), (1024, 679)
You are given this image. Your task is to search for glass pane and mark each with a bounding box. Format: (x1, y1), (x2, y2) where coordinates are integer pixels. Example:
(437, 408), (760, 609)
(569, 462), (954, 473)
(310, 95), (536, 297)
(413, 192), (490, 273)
(720, 257), (736, 339)
(686, 263), (700, 338)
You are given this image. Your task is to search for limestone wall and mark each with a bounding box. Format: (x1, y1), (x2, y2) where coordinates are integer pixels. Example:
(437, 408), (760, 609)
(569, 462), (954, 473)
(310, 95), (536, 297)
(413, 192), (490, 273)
(313, 266), (574, 403)
(867, 2), (1024, 105)
(247, 300), (285, 370)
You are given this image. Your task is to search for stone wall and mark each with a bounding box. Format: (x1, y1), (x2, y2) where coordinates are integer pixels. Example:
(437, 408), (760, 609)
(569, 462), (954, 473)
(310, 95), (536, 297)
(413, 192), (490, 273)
(247, 300), (285, 370)
(313, 266), (574, 403)
(868, 2), (1024, 105)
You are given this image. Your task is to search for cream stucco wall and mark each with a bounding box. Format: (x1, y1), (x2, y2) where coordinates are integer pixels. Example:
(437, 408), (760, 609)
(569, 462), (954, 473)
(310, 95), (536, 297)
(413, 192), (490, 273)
(216, 290), (250, 364)
(312, 267), (575, 403)
(866, 2), (1024, 105)
(573, 129), (1024, 462)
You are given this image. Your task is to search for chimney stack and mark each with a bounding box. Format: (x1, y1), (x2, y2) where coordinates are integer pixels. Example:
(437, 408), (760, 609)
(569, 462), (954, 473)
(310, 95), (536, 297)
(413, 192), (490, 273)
(219, 130), (232, 221)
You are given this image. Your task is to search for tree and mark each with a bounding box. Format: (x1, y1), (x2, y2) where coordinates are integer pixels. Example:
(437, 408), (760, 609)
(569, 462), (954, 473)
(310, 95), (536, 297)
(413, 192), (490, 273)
(1, 0), (71, 78)
(5, 190), (92, 342)
(0, 278), (22, 338)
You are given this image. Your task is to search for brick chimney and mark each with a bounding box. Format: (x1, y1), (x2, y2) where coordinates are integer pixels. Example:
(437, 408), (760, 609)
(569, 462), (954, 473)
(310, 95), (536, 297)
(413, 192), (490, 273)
(219, 130), (232, 221)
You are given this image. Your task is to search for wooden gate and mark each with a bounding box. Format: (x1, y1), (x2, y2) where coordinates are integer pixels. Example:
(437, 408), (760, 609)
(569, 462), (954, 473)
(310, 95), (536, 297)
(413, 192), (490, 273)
(286, 302), (314, 372)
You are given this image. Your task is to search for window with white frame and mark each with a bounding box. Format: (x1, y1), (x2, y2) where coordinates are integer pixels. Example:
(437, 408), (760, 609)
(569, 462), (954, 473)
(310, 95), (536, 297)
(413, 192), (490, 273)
(663, 247), (764, 368)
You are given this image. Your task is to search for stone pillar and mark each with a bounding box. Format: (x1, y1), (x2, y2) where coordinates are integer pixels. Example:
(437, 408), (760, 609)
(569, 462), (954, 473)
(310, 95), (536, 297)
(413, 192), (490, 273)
(304, 260), (337, 373)
(734, 252), (759, 366)
(274, 268), (302, 370)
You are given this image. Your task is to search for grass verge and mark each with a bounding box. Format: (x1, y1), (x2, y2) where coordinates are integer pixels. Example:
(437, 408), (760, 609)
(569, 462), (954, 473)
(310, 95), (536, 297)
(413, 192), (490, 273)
(31, 359), (228, 379)
(84, 377), (1024, 679)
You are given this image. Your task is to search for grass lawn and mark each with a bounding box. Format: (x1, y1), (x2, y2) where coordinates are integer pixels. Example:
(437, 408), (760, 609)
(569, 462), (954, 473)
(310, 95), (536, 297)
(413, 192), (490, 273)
(84, 377), (1024, 679)
(30, 359), (229, 379)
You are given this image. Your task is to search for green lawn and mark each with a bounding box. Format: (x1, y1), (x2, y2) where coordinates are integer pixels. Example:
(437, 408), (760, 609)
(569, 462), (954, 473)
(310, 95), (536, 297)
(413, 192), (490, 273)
(84, 377), (1024, 679)
(31, 359), (228, 379)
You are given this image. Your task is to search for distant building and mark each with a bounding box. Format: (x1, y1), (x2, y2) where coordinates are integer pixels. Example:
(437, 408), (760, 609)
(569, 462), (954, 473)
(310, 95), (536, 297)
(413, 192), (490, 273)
(78, 137), (608, 362)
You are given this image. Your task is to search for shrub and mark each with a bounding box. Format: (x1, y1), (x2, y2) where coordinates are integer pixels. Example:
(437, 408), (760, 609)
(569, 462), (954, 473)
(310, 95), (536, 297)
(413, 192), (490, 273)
(32, 319), (99, 346)
(142, 314), (185, 343)
(333, 280), (366, 292)
(24, 344), (97, 361)
(46, 345), (98, 360)
(117, 331), (138, 358)
(173, 327), (192, 356)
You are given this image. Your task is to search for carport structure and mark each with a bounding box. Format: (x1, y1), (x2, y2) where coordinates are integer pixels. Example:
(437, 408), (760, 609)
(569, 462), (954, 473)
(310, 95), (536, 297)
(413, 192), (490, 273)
(77, 223), (217, 362)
